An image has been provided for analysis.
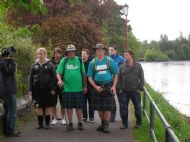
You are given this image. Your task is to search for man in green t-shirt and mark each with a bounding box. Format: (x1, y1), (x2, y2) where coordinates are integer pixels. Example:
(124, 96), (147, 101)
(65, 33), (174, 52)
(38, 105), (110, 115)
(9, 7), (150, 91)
(57, 44), (87, 131)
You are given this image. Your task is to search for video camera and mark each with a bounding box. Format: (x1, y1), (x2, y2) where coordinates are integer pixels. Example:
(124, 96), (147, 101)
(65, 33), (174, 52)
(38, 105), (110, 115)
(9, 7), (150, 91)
(0, 46), (16, 59)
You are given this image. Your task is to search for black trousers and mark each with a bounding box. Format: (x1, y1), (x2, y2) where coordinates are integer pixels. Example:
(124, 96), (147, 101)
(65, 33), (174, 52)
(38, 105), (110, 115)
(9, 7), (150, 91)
(82, 87), (94, 119)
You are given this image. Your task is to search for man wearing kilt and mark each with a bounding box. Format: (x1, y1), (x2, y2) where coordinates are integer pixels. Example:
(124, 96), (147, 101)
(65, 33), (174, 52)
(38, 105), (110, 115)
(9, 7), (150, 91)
(57, 44), (87, 131)
(87, 43), (118, 133)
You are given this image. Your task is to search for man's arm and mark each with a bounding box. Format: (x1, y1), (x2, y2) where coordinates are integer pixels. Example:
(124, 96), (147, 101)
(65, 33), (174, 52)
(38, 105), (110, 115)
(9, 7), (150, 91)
(138, 64), (145, 91)
(57, 74), (63, 88)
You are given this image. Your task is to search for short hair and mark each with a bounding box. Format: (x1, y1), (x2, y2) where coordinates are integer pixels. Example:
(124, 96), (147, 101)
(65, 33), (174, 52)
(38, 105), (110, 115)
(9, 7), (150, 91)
(125, 49), (134, 57)
(37, 48), (47, 55)
(82, 48), (90, 55)
(53, 47), (62, 54)
(109, 45), (118, 51)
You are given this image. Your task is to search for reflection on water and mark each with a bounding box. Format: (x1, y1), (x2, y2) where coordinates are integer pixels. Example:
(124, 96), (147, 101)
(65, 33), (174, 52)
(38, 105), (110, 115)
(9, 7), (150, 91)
(141, 61), (190, 117)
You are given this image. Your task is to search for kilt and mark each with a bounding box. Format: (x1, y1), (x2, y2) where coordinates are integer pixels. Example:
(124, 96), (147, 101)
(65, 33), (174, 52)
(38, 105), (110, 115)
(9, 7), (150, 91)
(32, 87), (52, 108)
(62, 91), (85, 109)
(91, 82), (116, 111)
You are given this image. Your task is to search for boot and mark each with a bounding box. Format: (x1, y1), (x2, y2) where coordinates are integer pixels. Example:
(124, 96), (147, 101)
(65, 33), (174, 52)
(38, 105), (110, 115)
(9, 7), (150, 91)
(37, 115), (44, 129)
(103, 121), (110, 133)
(96, 120), (104, 131)
(44, 115), (50, 130)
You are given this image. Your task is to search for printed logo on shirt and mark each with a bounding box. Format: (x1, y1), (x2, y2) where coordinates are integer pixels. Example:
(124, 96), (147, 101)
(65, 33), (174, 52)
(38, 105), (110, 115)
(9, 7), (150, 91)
(98, 70), (107, 75)
(66, 65), (79, 70)
(96, 65), (108, 71)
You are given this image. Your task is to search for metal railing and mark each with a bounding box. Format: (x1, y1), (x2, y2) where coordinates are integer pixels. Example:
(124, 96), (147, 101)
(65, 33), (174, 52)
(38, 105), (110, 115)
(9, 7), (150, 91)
(142, 87), (180, 142)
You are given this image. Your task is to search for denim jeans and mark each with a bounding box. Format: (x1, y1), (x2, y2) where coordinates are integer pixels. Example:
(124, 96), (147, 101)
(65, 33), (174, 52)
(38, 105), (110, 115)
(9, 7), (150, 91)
(118, 91), (142, 126)
(3, 94), (17, 135)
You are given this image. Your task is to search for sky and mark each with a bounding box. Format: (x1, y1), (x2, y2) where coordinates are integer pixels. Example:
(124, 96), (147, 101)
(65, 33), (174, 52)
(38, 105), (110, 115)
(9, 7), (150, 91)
(115, 0), (190, 42)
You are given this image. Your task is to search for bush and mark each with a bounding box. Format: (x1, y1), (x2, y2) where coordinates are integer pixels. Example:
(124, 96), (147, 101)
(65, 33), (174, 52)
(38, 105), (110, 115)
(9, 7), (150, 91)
(0, 23), (39, 96)
(144, 49), (169, 61)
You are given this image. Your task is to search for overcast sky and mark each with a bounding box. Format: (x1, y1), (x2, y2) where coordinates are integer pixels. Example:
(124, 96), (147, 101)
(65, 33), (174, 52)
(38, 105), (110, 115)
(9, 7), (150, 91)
(115, 0), (190, 42)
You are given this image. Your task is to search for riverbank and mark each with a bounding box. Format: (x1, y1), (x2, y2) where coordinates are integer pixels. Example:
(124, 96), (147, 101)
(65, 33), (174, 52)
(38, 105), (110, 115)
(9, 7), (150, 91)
(134, 83), (190, 142)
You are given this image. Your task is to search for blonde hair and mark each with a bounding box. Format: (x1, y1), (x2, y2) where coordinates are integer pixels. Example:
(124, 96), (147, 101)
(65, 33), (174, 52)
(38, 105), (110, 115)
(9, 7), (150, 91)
(37, 48), (47, 57)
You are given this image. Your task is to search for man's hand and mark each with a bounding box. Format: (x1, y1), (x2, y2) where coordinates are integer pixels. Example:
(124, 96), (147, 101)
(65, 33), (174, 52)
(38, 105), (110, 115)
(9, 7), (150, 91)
(50, 90), (55, 96)
(83, 87), (87, 94)
(110, 86), (116, 95)
(94, 85), (103, 93)
(28, 91), (32, 96)
(57, 80), (63, 88)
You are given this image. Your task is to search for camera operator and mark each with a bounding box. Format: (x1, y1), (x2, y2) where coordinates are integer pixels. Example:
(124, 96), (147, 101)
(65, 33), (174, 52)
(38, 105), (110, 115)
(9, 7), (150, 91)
(0, 47), (20, 137)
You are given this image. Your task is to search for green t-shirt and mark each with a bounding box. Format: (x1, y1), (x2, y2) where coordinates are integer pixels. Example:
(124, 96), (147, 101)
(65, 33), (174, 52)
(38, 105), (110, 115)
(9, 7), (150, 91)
(56, 56), (85, 92)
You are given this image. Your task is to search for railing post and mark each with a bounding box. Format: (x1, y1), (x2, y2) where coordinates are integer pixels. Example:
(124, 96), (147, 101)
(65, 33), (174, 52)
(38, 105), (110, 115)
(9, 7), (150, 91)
(165, 129), (170, 142)
(150, 102), (154, 138)
(143, 91), (146, 115)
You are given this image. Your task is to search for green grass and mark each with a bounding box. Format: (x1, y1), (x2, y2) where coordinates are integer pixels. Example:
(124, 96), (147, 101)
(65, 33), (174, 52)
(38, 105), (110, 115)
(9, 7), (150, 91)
(134, 83), (190, 142)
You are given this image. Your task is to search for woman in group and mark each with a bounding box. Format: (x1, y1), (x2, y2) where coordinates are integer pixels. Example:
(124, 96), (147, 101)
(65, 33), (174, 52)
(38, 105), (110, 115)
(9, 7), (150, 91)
(28, 48), (56, 129)
(50, 47), (66, 125)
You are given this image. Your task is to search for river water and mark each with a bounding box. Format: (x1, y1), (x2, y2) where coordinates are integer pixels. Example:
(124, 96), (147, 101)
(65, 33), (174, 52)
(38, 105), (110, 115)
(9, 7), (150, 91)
(141, 61), (190, 117)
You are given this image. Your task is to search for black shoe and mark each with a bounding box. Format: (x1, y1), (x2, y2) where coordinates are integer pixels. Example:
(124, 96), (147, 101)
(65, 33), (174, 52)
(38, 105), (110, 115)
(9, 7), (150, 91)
(110, 119), (115, 122)
(120, 124), (128, 129)
(89, 118), (95, 123)
(67, 123), (73, 131)
(96, 124), (103, 131)
(82, 118), (87, 123)
(36, 125), (44, 129)
(44, 125), (50, 130)
(134, 124), (141, 128)
(103, 122), (110, 133)
(5, 131), (21, 137)
(78, 123), (84, 130)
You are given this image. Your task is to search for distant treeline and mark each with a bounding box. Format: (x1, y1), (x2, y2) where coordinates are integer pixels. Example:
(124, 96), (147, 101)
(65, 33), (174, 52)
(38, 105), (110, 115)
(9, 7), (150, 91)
(140, 33), (190, 61)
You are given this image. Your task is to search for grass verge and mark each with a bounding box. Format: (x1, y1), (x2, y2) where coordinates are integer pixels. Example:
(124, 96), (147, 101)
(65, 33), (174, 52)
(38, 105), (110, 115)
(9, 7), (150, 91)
(133, 83), (190, 142)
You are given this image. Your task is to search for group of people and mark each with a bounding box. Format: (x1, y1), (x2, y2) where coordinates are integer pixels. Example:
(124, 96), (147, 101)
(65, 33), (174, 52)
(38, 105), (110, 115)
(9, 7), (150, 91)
(0, 42), (144, 137)
(29, 43), (145, 133)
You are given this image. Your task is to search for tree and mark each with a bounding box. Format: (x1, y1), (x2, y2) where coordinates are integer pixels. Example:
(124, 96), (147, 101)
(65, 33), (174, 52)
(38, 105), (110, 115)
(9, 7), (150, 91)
(0, 0), (47, 15)
(33, 12), (103, 51)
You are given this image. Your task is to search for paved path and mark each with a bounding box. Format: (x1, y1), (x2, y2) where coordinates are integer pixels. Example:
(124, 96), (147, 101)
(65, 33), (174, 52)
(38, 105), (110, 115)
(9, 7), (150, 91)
(1, 97), (135, 142)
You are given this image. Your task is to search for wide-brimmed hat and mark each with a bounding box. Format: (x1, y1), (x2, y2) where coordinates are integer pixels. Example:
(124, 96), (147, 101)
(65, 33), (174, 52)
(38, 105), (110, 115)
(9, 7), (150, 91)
(66, 44), (77, 52)
(92, 43), (108, 51)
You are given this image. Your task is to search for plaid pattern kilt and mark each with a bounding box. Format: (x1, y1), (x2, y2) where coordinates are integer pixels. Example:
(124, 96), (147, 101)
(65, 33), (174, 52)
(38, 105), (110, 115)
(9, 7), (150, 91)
(91, 82), (116, 111)
(62, 91), (85, 109)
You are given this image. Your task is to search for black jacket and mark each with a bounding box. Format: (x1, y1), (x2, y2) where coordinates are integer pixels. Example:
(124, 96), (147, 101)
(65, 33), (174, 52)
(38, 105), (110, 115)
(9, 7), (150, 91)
(29, 60), (56, 91)
(0, 59), (17, 95)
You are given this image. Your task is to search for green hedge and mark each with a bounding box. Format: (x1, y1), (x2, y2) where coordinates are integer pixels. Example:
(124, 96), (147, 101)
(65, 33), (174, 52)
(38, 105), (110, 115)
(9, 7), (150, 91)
(0, 23), (40, 96)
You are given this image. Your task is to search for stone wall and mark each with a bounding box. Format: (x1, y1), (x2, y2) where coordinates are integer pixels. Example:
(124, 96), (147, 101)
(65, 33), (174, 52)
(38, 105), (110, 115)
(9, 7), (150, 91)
(0, 95), (32, 120)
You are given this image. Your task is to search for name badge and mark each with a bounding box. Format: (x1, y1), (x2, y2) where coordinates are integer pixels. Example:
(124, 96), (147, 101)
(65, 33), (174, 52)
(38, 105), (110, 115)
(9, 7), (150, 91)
(96, 65), (108, 71)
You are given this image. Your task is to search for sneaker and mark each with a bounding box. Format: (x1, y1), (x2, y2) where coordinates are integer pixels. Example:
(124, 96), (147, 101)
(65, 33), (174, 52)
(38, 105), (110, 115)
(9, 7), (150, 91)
(96, 124), (103, 131)
(50, 119), (57, 125)
(103, 122), (110, 133)
(82, 118), (87, 123)
(89, 118), (95, 123)
(61, 119), (67, 125)
(67, 123), (73, 131)
(78, 123), (84, 130)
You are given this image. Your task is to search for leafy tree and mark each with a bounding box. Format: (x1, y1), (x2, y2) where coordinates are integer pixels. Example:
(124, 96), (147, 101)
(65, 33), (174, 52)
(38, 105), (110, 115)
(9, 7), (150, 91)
(0, 0), (47, 15)
(33, 12), (103, 51)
